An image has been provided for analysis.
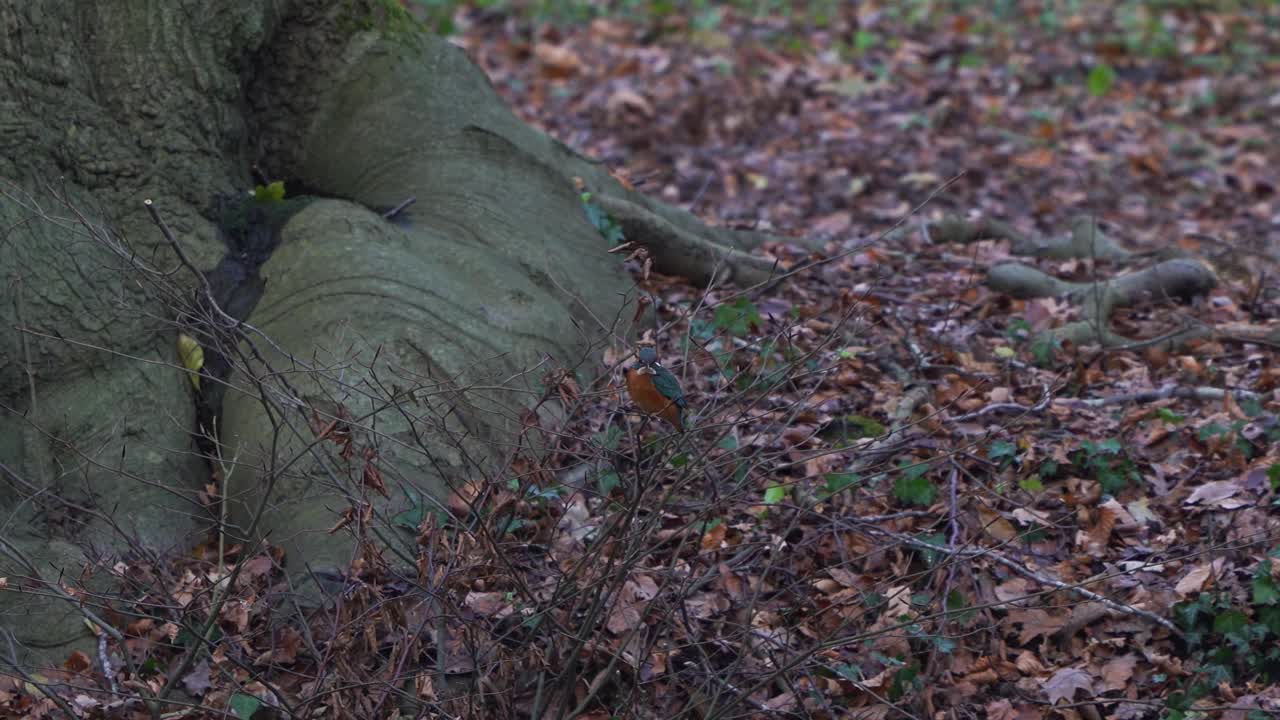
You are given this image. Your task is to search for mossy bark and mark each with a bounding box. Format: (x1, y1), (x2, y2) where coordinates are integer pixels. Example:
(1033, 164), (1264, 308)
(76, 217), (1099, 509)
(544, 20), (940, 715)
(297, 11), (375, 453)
(0, 0), (631, 668)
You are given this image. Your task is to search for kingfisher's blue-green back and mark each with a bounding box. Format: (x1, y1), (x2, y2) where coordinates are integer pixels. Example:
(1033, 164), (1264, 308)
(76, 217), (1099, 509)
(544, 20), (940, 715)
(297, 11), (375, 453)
(651, 365), (686, 408)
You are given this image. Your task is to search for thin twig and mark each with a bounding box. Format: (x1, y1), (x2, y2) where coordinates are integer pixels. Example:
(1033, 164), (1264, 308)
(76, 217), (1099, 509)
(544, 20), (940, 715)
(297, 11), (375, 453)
(382, 196), (417, 220)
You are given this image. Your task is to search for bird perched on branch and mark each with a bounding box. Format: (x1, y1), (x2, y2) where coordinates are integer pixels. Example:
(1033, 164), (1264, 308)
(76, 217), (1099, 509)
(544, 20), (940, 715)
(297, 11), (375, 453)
(625, 344), (687, 431)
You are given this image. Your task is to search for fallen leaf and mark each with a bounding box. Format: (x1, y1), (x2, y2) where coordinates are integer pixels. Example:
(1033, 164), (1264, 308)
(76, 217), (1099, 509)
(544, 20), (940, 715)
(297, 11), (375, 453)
(182, 658), (212, 696)
(1009, 608), (1062, 644)
(1101, 654), (1138, 692)
(465, 592), (511, 618)
(1043, 667), (1093, 704)
(606, 88), (653, 119)
(1175, 558), (1225, 598)
(534, 43), (581, 78)
(986, 698), (1019, 720)
(1184, 480), (1243, 507)
(63, 651), (91, 673)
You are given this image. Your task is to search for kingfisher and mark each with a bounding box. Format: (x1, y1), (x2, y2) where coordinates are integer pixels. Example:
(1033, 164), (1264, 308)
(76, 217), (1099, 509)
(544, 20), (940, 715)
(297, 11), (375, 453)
(625, 345), (687, 432)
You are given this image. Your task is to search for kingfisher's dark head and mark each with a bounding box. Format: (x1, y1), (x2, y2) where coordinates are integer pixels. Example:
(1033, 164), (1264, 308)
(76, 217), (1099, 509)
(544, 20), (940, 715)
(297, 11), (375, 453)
(637, 346), (658, 366)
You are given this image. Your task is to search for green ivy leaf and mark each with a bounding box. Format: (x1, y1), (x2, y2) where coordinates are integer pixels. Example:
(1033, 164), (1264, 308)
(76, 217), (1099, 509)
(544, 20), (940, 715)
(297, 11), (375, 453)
(844, 415), (885, 438)
(1198, 422), (1230, 441)
(893, 474), (935, 506)
(596, 470), (620, 496)
(230, 693), (263, 719)
(1253, 560), (1279, 605)
(1212, 609), (1248, 636)
(988, 440), (1018, 463)
(763, 484), (787, 505)
(1087, 63), (1115, 97)
(712, 298), (762, 337)
(1019, 475), (1044, 493)
(392, 487), (426, 531)
(853, 30), (878, 53)
(251, 181), (286, 204)
(823, 472), (860, 497)
(594, 425), (623, 451)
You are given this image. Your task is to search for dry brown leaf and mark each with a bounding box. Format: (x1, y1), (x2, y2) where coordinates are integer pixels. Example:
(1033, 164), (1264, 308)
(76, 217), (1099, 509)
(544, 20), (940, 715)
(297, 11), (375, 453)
(534, 43), (581, 78)
(1101, 654), (1138, 692)
(994, 577), (1030, 605)
(985, 699), (1019, 720)
(1184, 479), (1249, 509)
(979, 506), (1018, 542)
(1043, 667), (1093, 704)
(1014, 650), (1046, 675)
(464, 591), (511, 618)
(684, 591), (729, 620)
(1175, 558), (1226, 598)
(828, 567), (861, 588)
(1014, 147), (1055, 169)
(1009, 608), (1063, 644)
(63, 651), (91, 673)
(606, 88), (654, 119)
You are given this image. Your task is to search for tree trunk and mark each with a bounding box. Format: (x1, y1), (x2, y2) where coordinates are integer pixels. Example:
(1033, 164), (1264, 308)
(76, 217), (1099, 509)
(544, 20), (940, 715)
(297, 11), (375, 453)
(0, 0), (646, 669)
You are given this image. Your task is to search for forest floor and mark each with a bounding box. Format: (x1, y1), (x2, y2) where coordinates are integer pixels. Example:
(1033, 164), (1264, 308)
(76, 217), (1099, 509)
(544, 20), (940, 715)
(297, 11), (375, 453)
(449, 3), (1280, 719)
(10, 3), (1280, 719)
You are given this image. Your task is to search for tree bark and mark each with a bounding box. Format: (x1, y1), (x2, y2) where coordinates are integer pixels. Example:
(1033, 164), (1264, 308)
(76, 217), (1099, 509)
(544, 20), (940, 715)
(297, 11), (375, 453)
(0, 0), (639, 669)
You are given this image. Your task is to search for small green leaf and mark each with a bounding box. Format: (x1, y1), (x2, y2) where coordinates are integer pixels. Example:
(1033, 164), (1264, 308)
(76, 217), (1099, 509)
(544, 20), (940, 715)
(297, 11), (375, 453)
(1087, 63), (1115, 97)
(844, 415), (886, 438)
(1259, 605), (1280, 635)
(717, 435), (739, 451)
(893, 474), (935, 506)
(946, 589), (975, 622)
(1239, 395), (1263, 417)
(596, 470), (620, 495)
(1005, 318), (1031, 342)
(1197, 422), (1229, 441)
(712, 298), (762, 337)
(177, 333), (205, 391)
(763, 484), (787, 505)
(392, 488), (426, 531)
(994, 346), (1016, 359)
(1019, 475), (1044, 493)
(823, 472), (860, 497)
(251, 181), (286, 203)
(594, 425), (623, 451)
(988, 440), (1018, 463)
(1212, 610), (1248, 635)
(230, 693), (263, 719)
(853, 30), (878, 53)
(1253, 561), (1279, 605)
(670, 453), (689, 468)
(1029, 335), (1060, 366)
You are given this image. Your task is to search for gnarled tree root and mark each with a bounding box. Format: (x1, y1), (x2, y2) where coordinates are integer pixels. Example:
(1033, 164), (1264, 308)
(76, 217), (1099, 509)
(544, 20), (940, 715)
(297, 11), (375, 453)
(988, 257), (1219, 350)
(929, 214), (1256, 352)
(930, 215), (1133, 261)
(591, 193), (789, 287)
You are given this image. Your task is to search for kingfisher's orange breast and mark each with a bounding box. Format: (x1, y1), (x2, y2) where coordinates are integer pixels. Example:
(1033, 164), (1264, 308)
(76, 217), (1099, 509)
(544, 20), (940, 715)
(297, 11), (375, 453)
(625, 367), (684, 430)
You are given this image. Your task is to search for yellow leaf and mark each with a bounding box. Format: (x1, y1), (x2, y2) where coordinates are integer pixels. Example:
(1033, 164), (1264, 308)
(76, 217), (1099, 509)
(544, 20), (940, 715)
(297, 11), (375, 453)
(177, 333), (204, 390)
